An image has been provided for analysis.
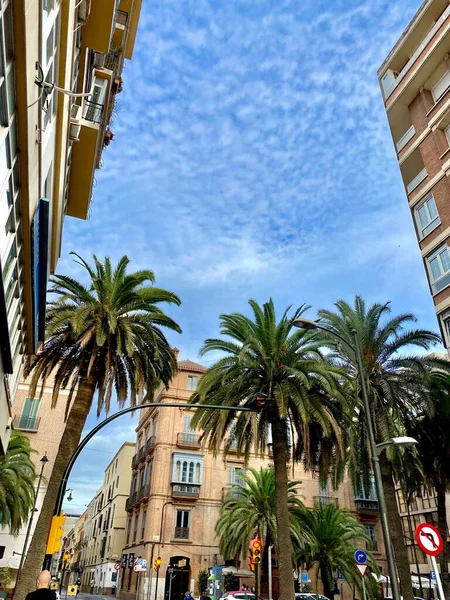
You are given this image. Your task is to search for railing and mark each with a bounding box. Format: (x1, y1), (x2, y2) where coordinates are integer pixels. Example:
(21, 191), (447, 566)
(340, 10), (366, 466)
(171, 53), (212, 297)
(172, 483), (200, 498)
(84, 100), (103, 125)
(177, 432), (201, 448)
(137, 484), (150, 502)
(406, 168), (427, 194)
(146, 436), (156, 453)
(104, 51), (123, 76)
(138, 446), (146, 462)
(13, 415), (41, 432)
(174, 526), (189, 540)
(385, 4), (450, 99)
(116, 10), (128, 26)
(125, 491), (139, 511)
(355, 498), (379, 512)
(221, 486), (245, 501)
(396, 125), (415, 152)
(366, 540), (379, 552)
(314, 496), (339, 507)
(131, 454), (139, 469)
(226, 439), (239, 452)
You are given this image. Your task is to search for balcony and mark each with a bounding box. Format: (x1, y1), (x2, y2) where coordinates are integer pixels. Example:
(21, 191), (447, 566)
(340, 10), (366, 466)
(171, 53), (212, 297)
(314, 496), (339, 507)
(131, 454), (139, 469)
(406, 168), (427, 194)
(138, 446), (146, 462)
(366, 540), (379, 552)
(177, 432), (201, 449)
(113, 10), (129, 48)
(172, 483), (200, 499)
(125, 491), (138, 511)
(396, 125), (415, 153)
(221, 486), (245, 502)
(355, 498), (379, 512)
(82, 0), (116, 54)
(13, 415), (41, 432)
(84, 100), (104, 125)
(104, 51), (124, 78)
(174, 526), (189, 540)
(137, 484), (150, 502)
(146, 436), (155, 453)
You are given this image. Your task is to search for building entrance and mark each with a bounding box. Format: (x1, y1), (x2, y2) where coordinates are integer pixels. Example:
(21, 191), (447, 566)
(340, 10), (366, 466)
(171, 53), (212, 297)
(164, 556), (191, 600)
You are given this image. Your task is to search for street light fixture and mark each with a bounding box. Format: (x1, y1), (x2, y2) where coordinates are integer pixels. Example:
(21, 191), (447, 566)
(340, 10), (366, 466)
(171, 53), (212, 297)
(66, 489), (73, 502)
(375, 437), (418, 456)
(292, 317), (402, 600)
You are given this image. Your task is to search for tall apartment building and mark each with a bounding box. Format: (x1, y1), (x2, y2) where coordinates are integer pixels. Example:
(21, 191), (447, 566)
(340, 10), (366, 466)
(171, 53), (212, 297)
(0, 0), (142, 454)
(119, 360), (386, 600)
(378, 0), (450, 352)
(68, 442), (135, 594)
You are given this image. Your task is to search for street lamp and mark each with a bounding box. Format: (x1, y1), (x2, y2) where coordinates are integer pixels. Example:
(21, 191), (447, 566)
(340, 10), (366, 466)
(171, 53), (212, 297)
(376, 437), (418, 456)
(66, 489), (73, 502)
(293, 317), (402, 600)
(17, 453), (49, 580)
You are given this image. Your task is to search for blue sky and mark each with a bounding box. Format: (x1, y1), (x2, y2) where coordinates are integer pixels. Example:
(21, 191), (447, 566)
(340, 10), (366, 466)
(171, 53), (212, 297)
(62, 0), (440, 513)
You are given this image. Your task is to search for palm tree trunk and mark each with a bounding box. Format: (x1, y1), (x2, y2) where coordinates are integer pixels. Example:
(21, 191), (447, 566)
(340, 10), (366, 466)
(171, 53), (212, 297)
(320, 561), (334, 600)
(13, 376), (96, 600)
(379, 452), (414, 600)
(435, 482), (450, 599)
(271, 417), (295, 600)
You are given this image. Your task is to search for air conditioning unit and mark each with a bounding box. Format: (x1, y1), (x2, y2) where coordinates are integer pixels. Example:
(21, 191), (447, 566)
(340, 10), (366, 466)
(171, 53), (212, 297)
(93, 52), (105, 68)
(69, 104), (82, 141)
(78, 0), (91, 22)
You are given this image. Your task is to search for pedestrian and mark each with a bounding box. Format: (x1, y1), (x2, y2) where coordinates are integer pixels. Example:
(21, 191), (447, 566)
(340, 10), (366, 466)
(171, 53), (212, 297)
(184, 591), (193, 600)
(25, 571), (57, 600)
(200, 591), (209, 600)
(0, 582), (8, 600)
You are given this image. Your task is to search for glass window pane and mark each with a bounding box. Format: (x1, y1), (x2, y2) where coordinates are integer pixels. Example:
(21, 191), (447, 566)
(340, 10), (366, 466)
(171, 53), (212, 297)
(429, 257), (441, 281)
(4, 3), (13, 62)
(440, 249), (450, 272)
(427, 197), (438, 220)
(418, 205), (429, 228)
(7, 67), (15, 120)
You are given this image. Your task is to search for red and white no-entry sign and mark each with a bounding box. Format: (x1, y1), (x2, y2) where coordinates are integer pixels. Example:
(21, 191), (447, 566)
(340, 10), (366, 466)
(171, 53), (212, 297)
(415, 523), (443, 557)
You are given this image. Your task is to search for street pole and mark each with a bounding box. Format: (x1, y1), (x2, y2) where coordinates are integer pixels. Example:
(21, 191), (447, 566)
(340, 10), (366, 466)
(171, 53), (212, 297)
(268, 546), (273, 600)
(17, 453), (49, 581)
(154, 566), (160, 600)
(147, 544), (155, 600)
(255, 563), (259, 600)
(352, 331), (401, 600)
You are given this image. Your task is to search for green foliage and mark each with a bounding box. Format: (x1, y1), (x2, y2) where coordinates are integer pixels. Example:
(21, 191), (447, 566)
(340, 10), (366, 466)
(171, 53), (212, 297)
(26, 253), (181, 416)
(293, 502), (379, 598)
(197, 570), (209, 594)
(224, 573), (239, 592)
(0, 566), (16, 587)
(217, 467), (303, 558)
(0, 431), (36, 535)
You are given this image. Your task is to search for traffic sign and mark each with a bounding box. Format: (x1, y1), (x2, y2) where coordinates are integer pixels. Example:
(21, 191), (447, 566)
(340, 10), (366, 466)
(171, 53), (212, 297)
(67, 586), (77, 596)
(415, 523), (443, 557)
(355, 564), (368, 577)
(337, 571), (345, 582)
(354, 550), (367, 564)
(114, 563), (121, 571)
(430, 571), (436, 581)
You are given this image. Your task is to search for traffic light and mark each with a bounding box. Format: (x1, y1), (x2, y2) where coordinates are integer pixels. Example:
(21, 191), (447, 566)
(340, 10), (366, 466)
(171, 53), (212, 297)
(154, 556), (162, 572)
(46, 512), (66, 555)
(252, 537), (262, 564)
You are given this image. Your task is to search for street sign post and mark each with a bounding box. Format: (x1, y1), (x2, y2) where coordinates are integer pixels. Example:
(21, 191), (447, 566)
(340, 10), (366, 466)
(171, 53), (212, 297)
(114, 563), (121, 571)
(67, 586), (77, 597)
(354, 550), (367, 564)
(415, 523), (445, 600)
(355, 564), (368, 600)
(430, 571), (436, 581)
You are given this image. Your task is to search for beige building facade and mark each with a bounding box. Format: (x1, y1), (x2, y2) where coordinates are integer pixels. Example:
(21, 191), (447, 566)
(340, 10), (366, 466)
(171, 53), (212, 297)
(378, 0), (450, 353)
(119, 360), (386, 600)
(0, 0), (142, 454)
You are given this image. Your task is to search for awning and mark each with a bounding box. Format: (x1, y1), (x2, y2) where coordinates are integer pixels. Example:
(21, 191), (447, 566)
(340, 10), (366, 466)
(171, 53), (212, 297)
(0, 556), (20, 570)
(221, 567), (255, 578)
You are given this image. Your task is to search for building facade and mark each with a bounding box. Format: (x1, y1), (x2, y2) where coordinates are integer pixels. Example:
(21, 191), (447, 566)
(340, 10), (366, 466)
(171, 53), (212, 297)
(118, 360), (387, 600)
(0, 0), (142, 453)
(66, 442), (135, 595)
(378, 0), (450, 352)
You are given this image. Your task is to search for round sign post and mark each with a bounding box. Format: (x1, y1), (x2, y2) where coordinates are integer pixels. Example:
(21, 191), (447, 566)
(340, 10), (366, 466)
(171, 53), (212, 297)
(415, 523), (445, 600)
(114, 563), (121, 571)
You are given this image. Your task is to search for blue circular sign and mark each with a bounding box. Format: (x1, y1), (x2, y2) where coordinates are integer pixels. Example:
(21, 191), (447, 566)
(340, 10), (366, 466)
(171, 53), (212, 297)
(354, 550), (367, 564)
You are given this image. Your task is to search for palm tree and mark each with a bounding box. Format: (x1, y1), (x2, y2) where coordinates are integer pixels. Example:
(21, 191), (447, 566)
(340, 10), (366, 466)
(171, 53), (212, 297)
(216, 467), (303, 562)
(14, 253), (181, 600)
(402, 372), (450, 598)
(190, 299), (348, 600)
(317, 296), (446, 600)
(0, 431), (35, 535)
(293, 502), (378, 600)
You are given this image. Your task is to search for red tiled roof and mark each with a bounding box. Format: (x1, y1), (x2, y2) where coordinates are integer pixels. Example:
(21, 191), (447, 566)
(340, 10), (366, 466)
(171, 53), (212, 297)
(178, 359), (208, 373)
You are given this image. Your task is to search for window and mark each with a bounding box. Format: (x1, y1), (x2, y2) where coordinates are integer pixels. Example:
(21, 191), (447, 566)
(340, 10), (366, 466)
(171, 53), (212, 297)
(18, 397), (40, 430)
(365, 524), (377, 551)
(133, 515), (138, 543)
(144, 462), (152, 486)
(228, 467), (246, 488)
(116, 476), (119, 487)
(0, 546), (4, 559)
(432, 70), (450, 102)
(181, 415), (196, 444)
(141, 510), (147, 540)
(416, 195), (440, 238)
(172, 453), (203, 484)
(356, 476), (377, 500)
(174, 510), (190, 539)
(187, 376), (198, 391)
(427, 244), (450, 293)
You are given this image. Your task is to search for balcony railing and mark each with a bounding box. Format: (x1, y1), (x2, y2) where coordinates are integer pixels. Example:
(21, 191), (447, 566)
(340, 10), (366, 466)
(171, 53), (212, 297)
(396, 125), (415, 153)
(13, 415), (41, 432)
(125, 491), (139, 511)
(137, 484), (150, 502)
(84, 100), (103, 125)
(146, 436), (156, 453)
(355, 498), (379, 512)
(366, 540), (379, 552)
(138, 446), (146, 462)
(132, 454), (139, 469)
(172, 484), (200, 499)
(174, 526), (189, 540)
(314, 496), (339, 507)
(406, 168), (427, 194)
(116, 9), (128, 25)
(221, 486), (245, 501)
(104, 51), (123, 77)
(177, 432), (201, 448)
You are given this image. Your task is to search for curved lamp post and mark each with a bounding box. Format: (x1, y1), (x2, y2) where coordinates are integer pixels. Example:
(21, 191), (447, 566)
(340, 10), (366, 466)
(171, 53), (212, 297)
(292, 317), (412, 600)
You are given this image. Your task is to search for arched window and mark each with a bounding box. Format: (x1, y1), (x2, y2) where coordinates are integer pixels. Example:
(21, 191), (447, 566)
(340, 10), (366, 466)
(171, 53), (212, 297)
(195, 463), (201, 483)
(188, 462), (194, 483)
(175, 460), (181, 482)
(182, 461), (188, 482)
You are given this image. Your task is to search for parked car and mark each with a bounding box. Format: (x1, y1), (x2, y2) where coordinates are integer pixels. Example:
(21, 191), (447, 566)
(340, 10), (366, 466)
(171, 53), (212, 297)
(220, 592), (263, 600)
(295, 594), (329, 600)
